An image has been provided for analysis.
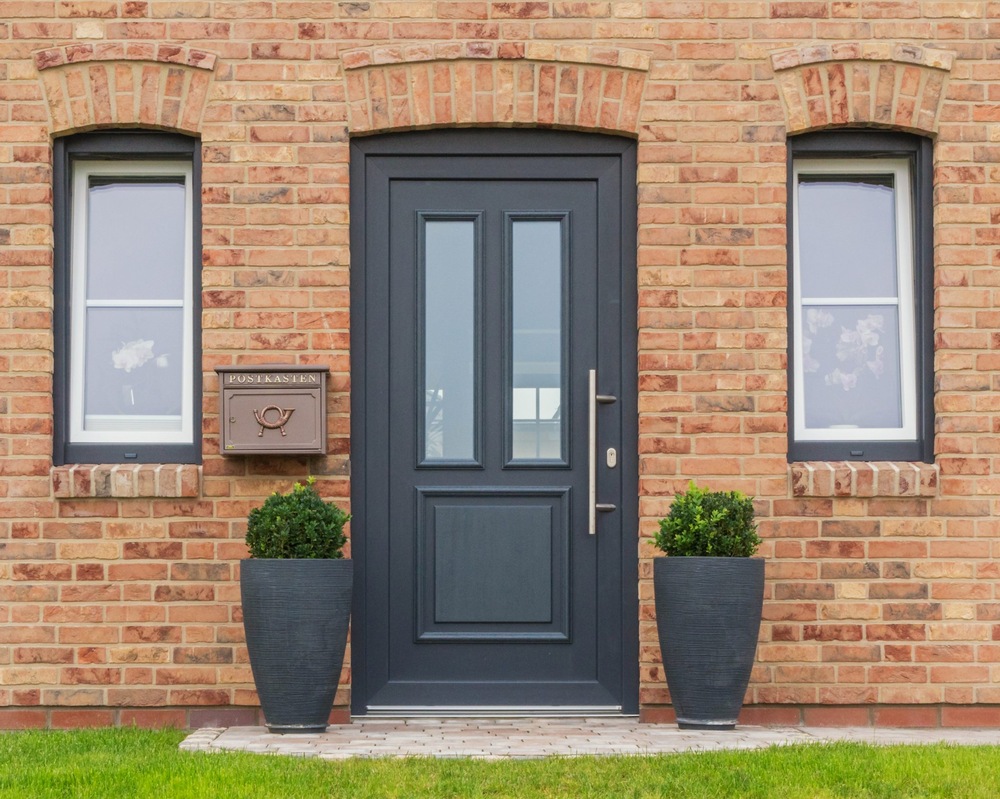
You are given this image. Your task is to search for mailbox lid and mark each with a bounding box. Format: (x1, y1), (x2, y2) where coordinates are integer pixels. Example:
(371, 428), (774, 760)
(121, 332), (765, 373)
(216, 364), (330, 386)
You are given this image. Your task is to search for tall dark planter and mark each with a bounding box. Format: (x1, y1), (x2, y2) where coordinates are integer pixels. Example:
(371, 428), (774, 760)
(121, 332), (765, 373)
(653, 556), (764, 730)
(241, 558), (352, 734)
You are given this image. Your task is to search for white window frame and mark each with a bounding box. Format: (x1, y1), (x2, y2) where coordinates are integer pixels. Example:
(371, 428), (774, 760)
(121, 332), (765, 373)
(69, 160), (195, 445)
(791, 157), (917, 444)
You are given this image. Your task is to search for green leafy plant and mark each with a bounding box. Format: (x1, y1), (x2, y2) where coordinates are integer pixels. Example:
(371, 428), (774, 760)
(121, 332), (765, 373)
(245, 477), (350, 559)
(655, 482), (760, 557)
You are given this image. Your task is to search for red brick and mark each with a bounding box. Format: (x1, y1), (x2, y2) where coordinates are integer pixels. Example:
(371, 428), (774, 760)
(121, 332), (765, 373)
(874, 707), (940, 728)
(738, 706), (802, 726)
(0, 710), (47, 729)
(638, 706), (677, 724)
(802, 707), (872, 726)
(941, 707), (1000, 727)
(50, 710), (116, 729)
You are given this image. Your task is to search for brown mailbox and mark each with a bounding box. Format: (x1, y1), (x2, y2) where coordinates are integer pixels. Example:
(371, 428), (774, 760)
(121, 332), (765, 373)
(216, 365), (328, 455)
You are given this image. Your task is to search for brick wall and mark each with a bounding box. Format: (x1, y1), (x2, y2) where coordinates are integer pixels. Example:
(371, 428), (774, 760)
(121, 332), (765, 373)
(2, 1), (1000, 729)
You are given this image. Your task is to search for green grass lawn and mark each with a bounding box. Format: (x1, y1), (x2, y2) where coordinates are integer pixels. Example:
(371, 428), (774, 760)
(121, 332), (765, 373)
(2, 728), (999, 799)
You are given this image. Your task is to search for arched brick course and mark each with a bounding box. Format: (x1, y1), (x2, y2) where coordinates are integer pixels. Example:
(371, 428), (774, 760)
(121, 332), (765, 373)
(33, 44), (217, 135)
(341, 42), (650, 136)
(771, 43), (954, 135)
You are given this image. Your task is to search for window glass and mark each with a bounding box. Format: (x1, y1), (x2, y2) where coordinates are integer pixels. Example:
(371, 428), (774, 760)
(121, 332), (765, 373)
(84, 308), (184, 430)
(87, 179), (186, 300)
(800, 304), (902, 430)
(797, 176), (897, 299)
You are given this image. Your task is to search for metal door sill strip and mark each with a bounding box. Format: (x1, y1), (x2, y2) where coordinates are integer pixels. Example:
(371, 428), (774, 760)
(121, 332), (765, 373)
(362, 706), (627, 718)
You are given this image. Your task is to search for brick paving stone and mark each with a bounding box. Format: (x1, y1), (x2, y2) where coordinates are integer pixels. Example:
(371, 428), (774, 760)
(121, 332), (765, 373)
(177, 718), (1000, 759)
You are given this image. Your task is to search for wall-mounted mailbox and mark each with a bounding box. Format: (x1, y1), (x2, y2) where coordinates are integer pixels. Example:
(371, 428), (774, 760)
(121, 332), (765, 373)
(216, 365), (329, 455)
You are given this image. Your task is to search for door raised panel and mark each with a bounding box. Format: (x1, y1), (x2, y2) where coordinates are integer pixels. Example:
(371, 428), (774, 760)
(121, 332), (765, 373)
(416, 487), (570, 641)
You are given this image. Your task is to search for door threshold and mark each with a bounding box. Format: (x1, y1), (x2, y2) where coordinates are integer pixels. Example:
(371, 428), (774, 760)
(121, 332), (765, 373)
(361, 706), (628, 718)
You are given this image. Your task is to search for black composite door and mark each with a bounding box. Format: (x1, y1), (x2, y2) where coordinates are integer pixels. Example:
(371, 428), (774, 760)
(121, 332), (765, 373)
(351, 131), (637, 713)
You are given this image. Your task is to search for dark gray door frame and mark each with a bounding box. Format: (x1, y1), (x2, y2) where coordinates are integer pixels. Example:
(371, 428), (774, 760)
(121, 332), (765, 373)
(349, 129), (639, 714)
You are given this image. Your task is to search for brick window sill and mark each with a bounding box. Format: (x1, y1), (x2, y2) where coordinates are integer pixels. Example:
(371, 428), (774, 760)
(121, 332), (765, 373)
(790, 461), (938, 498)
(52, 464), (201, 499)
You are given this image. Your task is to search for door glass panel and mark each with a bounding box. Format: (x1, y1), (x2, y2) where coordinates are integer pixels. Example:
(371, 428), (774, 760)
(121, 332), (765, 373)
(423, 219), (477, 462)
(511, 218), (564, 461)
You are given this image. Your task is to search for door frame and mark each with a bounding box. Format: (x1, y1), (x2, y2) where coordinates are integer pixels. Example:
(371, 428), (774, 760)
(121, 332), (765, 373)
(349, 129), (639, 715)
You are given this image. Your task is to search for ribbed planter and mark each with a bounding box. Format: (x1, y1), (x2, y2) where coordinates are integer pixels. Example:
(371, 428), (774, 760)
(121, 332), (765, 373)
(653, 556), (764, 730)
(241, 558), (353, 734)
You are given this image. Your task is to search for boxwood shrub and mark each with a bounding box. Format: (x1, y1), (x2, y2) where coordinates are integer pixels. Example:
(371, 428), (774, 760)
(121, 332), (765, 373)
(655, 482), (760, 558)
(245, 477), (350, 559)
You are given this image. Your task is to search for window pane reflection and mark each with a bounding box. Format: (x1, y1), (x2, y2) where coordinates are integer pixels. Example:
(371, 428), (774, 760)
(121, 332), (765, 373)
(801, 304), (902, 430)
(511, 220), (563, 461)
(424, 220), (476, 461)
(798, 176), (897, 299)
(84, 308), (184, 432)
(88, 179), (186, 301)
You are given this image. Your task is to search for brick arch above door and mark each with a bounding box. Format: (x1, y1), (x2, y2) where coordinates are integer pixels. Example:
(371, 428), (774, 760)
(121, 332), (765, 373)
(33, 44), (217, 135)
(341, 42), (650, 136)
(770, 43), (955, 136)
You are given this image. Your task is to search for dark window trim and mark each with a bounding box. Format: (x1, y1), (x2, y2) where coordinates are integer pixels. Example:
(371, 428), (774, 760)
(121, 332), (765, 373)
(787, 130), (934, 464)
(53, 130), (202, 466)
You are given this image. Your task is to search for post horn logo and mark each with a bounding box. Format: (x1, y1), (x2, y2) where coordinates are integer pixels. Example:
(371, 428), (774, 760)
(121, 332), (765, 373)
(253, 405), (295, 437)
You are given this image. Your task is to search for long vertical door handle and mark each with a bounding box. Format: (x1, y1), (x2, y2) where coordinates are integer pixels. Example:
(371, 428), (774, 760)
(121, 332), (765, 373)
(588, 369), (617, 535)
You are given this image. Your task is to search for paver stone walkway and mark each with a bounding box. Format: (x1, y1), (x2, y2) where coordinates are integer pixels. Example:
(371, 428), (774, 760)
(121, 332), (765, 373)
(180, 717), (1000, 760)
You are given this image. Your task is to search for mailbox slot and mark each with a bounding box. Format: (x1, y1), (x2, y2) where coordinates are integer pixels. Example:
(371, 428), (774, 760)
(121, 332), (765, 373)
(216, 366), (328, 455)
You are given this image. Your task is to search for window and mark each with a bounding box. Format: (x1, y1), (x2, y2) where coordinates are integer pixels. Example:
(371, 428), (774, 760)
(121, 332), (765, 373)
(53, 131), (201, 465)
(788, 131), (933, 463)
